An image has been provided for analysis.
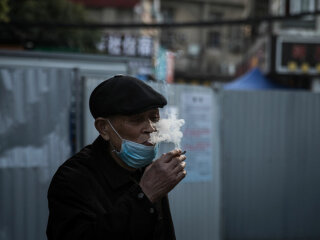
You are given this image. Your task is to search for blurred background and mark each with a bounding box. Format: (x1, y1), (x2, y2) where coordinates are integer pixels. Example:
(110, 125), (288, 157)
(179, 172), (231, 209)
(1, 0), (320, 239)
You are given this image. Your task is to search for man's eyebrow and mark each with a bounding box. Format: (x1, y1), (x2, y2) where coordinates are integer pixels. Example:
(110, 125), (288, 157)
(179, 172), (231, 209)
(149, 109), (159, 114)
(129, 113), (144, 118)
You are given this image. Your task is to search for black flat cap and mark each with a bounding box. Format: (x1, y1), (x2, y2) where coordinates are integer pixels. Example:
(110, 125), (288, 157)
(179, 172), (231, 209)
(89, 75), (167, 118)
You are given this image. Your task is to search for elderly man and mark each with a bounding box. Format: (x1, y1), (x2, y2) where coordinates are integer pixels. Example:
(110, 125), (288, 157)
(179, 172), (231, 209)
(46, 75), (187, 240)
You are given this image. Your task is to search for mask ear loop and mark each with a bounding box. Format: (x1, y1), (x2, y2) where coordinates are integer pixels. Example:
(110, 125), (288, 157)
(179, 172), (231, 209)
(106, 119), (122, 139)
(106, 119), (123, 153)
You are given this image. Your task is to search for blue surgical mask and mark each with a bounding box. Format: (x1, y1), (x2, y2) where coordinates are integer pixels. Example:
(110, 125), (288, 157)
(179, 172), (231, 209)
(107, 119), (158, 168)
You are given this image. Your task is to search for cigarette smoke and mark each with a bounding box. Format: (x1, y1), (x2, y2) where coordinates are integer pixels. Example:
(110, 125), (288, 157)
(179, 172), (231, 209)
(149, 112), (185, 149)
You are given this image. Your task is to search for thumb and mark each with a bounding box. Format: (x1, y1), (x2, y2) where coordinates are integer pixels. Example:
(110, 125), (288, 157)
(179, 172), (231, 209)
(145, 161), (154, 171)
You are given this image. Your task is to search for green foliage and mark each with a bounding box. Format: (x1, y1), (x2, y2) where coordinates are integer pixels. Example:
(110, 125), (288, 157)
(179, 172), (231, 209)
(2, 0), (101, 52)
(0, 0), (10, 22)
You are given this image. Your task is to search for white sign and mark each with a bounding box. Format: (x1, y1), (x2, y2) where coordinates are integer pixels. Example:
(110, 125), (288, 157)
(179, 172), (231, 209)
(123, 35), (137, 56)
(99, 34), (153, 57)
(181, 92), (214, 182)
(108, 35), (122, 55)
(138, 36), (153, 56)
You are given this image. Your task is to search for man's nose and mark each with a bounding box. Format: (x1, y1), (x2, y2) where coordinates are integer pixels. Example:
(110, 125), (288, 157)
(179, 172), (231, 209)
(144, 119), (156, 133)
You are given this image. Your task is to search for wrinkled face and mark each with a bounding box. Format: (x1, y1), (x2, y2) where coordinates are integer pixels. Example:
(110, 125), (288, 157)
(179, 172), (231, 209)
(106, 108), (160, 151)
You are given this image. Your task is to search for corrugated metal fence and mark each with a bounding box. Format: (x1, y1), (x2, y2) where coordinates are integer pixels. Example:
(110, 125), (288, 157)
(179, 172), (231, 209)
(221, 90), (320, 240)
(0, 67), (73, 240)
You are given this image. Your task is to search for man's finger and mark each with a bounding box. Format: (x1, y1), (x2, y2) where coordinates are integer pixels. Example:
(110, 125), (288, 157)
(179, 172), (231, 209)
(167, 155), (186, 169)
(176, 169), (187, 182)
(145, 161), (154, 171)
(173, 161), (186, 174)
(159, 149), (182, 163)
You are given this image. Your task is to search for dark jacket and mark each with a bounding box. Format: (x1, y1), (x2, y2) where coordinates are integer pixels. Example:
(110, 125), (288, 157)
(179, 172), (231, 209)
(47, 136), (176, 240)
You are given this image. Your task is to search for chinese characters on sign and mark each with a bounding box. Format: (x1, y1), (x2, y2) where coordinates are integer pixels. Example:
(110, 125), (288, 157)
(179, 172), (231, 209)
(108, 36), (122, 55)
(137, 37), (153, 56)
(97, 34), (154, 57)
(123, 36), (136, 56)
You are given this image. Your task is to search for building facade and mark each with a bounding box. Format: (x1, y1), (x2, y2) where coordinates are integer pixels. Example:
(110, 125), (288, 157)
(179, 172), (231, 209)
(72, 0), (249, 84)
(160, 0), (247, 84)
(238, 0), (320, 90)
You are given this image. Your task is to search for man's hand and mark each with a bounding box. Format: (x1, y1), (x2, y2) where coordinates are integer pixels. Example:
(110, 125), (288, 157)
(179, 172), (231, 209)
(139, 149), (187, 203)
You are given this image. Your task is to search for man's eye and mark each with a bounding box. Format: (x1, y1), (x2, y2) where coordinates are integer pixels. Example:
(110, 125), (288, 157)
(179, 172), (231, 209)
(151, 117), (160, 122)
(131, 117), (143, 122)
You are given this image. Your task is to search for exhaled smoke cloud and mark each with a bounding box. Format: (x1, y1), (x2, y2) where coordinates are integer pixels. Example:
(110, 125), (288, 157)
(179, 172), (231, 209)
(149, 113), (185, 149)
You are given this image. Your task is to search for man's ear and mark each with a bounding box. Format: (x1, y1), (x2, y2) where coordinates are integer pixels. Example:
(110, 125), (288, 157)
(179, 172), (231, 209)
(95, 118), (110, 140)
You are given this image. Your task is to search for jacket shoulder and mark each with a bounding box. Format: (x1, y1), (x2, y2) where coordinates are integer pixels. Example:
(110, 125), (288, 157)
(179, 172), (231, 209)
(48, 145), (96, 197)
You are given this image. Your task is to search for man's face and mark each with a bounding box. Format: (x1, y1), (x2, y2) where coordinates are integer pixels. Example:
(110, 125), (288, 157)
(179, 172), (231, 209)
(107, 108), (160, 151)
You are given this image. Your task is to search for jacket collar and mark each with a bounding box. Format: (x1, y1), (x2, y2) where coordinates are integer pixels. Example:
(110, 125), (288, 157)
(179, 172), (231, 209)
(91, 135), (141, 190)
